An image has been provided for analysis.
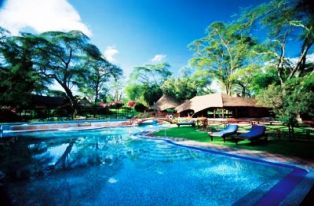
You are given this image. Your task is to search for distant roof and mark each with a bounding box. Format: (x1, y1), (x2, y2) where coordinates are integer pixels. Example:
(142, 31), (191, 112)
(31, 95), (68, 108)
(175, 93), (267, 114)
(152, 94), (181, 111)
(78, 97), (93, 107)
(175, 100), (193, 113)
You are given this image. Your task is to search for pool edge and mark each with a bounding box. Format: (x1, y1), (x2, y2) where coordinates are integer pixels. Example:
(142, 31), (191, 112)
(143, 136), (312, 206)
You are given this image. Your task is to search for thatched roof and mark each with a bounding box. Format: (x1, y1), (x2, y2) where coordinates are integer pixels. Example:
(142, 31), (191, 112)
(152, 94), (181, 111)
(78, 97), (93, 107)
(175, 100), (192, 113)
(221, 94), (257, 107)
(175, 93), (266, 114)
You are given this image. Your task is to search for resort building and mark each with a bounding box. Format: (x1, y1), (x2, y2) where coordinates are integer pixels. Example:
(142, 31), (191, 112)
(152, 94), (182, 111)
(175, 93), (270, 118)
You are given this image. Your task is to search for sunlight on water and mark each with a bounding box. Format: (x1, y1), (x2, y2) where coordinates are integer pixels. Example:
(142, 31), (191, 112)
(0, 125), (293, 206)
(108, 177), (118, 184)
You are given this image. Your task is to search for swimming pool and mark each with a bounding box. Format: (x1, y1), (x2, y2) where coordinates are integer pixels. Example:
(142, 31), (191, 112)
(0, 125), (310, 205)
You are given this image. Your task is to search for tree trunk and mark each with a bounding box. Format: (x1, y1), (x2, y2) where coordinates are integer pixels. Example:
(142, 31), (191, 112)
(55, 139), (76, 169)
(54, 77), (78, 119)
(240, 83), (246, 97)
(225, 82), (232, 95)
(94, 86), (99, 105)
(62, 84), (78, 119)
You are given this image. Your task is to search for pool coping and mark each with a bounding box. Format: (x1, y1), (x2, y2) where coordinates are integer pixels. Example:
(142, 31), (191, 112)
(142, 135), (313, 206)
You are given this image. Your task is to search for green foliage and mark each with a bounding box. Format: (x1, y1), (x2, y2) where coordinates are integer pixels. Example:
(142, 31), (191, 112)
(161, 77), (198, 101)
(134, 102), (147, 112)
(143, 84), (163, 106)
(249, 67), (280, 95)
(230, 66), (280, 96)
(125, 84), (146, 103)
(190, 21), (258, 95)
(78, 57), (122, 104)
(153, 126), (314, 160)
(0, 30), (48, 107)
(129, 63), (171, 85)
(240, 0), (314, 83)
(0, 28), (123, 119)
(257, 73), (314, 135)
(33, 30), (111, 117)
(105, 78), (125, 103)
(0, 64), (37, 107)
(126, 63), (171, 106)
(242, 0), (314, 135)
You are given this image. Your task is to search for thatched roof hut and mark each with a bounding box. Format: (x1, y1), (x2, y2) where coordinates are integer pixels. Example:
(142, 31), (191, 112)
(175, 93), (270, 118)
(152, 94), (181, 111)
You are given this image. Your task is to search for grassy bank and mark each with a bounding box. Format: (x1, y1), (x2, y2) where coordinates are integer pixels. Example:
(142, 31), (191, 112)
(153, 126), (314, 161)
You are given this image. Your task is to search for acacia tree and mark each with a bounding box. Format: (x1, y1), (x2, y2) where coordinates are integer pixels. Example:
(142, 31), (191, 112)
(78, 57), (122, 104)
(161, 67), (212, 101)
(34, 31), (103, 118)
(126, 63), (171, 106)
(242, 0), (314, 133)
(0, 30), (48, 108)
(190, 21), (257, 95)
(130, 63), (172, 85)
(242, 0), (313, 87)
(107, 78), (125, 102)
(257, 74), (314, 136)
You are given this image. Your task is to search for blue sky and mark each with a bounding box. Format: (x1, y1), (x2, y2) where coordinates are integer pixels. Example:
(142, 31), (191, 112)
(70, 0), (269, 76)
(0, 0), (269, 77)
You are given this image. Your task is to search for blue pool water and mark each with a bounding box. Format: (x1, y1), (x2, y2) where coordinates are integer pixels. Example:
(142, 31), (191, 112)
(0, 126), (307, 205)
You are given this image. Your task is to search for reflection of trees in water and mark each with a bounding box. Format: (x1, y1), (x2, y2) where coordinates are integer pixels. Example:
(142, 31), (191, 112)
(0, 133), (128, 178)
(54, 134), (127, 170)
(54, 138), (77, 170)
(0, 132), (129, 205)
(0, 137), (49, 180)
(9, 159), (124, 206)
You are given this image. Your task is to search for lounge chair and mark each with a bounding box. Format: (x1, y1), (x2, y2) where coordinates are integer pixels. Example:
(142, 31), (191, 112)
(236, 125), (266, 144)
(208, 124), (238, 141)
(177, 120), (195, 127)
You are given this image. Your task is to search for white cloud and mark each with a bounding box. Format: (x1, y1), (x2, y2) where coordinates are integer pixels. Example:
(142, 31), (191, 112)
(209, 80), (222, 93)
(288, 53), (314, 64)
(151, 54), (166, 63)
(104, 46), (119, 62)
(0, 0), (91, 36)
(306, 53), (314, 63)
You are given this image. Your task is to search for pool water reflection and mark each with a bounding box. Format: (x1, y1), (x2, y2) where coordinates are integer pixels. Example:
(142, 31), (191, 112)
(0, 126), (304, 205)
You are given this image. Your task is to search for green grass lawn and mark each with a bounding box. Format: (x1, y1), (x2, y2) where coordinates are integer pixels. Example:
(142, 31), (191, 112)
(153, 126), (314, 161)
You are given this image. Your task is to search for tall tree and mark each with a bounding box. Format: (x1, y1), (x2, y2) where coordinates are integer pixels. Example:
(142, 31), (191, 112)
(0, 30), (47, 107)
(241, 0), (314, 87)
(78, 58), (122, 104)
(35, 31), (102, 118)
(161, 67), (212, 101)
(242, 0), (314, 132)
(126, 63), (171, 106)
(107, 78), (125, 102)
(161, 77), (198, 101)
(190, 22), (257, 95)
(129, 63), (171, 85)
